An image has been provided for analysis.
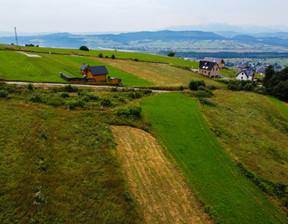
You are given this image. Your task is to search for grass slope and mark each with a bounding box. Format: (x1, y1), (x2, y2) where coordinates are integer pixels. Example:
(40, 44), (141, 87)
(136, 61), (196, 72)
(0, 51), (153, 87)
(111, 126), (210, 224)
(201, 90), (288, 184)
(141, 93), (287, 223)
(0, 101), (140, 223)
(267, 95), (288, 120)
(95, 58), (223, 88)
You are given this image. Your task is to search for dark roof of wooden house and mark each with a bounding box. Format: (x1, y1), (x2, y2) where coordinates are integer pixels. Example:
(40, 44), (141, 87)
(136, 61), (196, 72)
(204, 57), (225, 65)
(199, 60), (218, 71)
(80, 63), (89, 70)
(90, 66), (109, 76)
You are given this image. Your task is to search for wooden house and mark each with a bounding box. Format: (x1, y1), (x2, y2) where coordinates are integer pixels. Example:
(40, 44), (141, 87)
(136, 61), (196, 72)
(199, 60), (220, 78)
(80, 63), (108, 82)
(204, 57), (225, 68)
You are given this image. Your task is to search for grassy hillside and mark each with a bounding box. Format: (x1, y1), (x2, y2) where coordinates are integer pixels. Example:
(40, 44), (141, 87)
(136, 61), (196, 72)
(0, 51), (153, 87)
(0, 44), (199, 67)
(0, 100), (141, 223)
(95, 58), (223, 88)
(201, 90), (288, 185)
(141, 93), (287, 223)
(267, 95), (288, 120)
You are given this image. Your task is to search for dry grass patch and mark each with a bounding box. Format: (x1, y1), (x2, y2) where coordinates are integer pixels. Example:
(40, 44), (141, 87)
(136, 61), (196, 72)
(111, 126), (210, 224)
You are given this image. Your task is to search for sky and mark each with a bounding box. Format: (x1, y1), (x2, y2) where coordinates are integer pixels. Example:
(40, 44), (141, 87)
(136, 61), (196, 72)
(1, 0), (288, 34)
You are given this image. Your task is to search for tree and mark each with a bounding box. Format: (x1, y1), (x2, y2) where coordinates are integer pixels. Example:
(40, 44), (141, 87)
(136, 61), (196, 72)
(79, 45), (89, 51)
(263, 65), (274, 87)
(111, 54), (116, 59)
(189, 80), (205, 90)
(98, 53), (103, 58)
(167, 52), (175, 57)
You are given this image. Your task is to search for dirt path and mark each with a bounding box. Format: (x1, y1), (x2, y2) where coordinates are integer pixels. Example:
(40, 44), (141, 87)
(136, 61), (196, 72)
(111, 126), (210, 224)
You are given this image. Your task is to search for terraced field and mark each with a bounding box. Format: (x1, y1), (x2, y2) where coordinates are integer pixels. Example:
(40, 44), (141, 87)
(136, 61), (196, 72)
(141, 93), (287, 223)
(111, 126), (210, 224)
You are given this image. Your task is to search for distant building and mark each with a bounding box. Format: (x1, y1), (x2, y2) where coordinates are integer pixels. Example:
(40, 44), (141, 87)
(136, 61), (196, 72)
(237, 64), (251, 71)
(203, 57), (225, 68)
(199, 60), (220, 78)
(256, 66), (266, 75)
(236, 69), (255, 81)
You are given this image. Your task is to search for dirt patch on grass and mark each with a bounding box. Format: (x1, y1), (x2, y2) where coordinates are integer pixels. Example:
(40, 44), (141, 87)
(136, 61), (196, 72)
(111, 126), (210, 224)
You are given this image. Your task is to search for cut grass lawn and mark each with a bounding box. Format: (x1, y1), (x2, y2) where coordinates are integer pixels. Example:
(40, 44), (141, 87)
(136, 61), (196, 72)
(0, 100), (141, 223)
(111, 126), (210, 224)
(141, 92), (287, 223)
(0, 51), (153, 87)
(201, 90), (288, 185)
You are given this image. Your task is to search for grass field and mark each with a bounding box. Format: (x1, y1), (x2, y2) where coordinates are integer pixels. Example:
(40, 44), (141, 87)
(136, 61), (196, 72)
(141, 93), (287, 223)
(0, 44), (199, 67)
(201, 90), (288, 185)
(267, 95), (288, 120)
(0, 100), (140, 223)
(0, 51), (153, 87)
(111, 126), (210, 224)
(95, 58), (223, 88)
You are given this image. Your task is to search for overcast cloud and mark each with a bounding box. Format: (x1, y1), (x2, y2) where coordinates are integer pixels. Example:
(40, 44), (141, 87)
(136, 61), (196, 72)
(1, 0), (288, 33)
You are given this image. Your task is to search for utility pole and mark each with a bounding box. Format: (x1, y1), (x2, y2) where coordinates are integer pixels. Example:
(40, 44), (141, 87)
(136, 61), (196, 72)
(14, 27), (19, 49)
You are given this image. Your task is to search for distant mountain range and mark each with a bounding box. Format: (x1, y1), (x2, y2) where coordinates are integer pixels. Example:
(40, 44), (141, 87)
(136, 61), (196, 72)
(1, 30), (288, 53)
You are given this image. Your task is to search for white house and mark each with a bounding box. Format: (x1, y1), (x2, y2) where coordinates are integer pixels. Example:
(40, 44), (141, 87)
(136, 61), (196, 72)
(236, 69), (255, 81)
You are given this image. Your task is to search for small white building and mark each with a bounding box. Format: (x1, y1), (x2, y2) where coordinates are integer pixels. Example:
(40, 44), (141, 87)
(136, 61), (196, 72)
(236, 69), (255, 81)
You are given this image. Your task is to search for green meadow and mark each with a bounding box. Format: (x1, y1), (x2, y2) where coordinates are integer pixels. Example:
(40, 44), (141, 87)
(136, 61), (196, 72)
(0, 100), (141, 223)
(0, 51), (153, 87)
(141, 92), (287, 223)
(267, 95), (288, 120)
(1, 45), (198, 67)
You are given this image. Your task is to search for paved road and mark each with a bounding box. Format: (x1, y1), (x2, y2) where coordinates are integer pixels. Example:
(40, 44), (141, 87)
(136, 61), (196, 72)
(4, 81), (171, 93)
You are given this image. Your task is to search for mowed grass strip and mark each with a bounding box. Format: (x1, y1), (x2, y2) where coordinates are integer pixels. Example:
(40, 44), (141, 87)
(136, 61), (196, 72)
(0, 101), (140, 223)
(141, 93), (287, 223)
(95, 58), (223, 88)
(0, 51), (153, 87)
(111, 126), (210, 224)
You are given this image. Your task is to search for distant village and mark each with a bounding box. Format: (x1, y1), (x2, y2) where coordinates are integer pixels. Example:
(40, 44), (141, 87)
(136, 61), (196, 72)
(188, 56), (287, 81)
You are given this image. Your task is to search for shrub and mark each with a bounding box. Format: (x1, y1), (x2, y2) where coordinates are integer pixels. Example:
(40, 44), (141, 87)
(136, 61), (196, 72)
(179, 86), (185, 91)
(29, 93), (43, 103)
(63, 84), (78, 93)
(86, 93), (99, 101)
(189, 80), (206, 90)
(101, 98), (112, 106)
(60, 92), (70, 98)
(66, 99), (85, 109)
(115, 106), (142, 119)
(119, 97), (126, 103)
(105, 56), (108, 58)
(244, 83), (254, 91)
(99, 53), (103, 58)
(134, 58), (139, 62)
(79, 45), (89, 51)
(112, 93), (119, 98)
(135, 92), (142, 99)
(142, 89), (152, 94)
(46, 97), (63, 107)
(167, 52), (175, 57)
(81, 95), (90, 102)
(0, 90), (9, 98)
(208, 85), (217, 90)
(111, 54), (116, 59)
(27, 84), (33, 91)
(199, 98), (216, 106)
